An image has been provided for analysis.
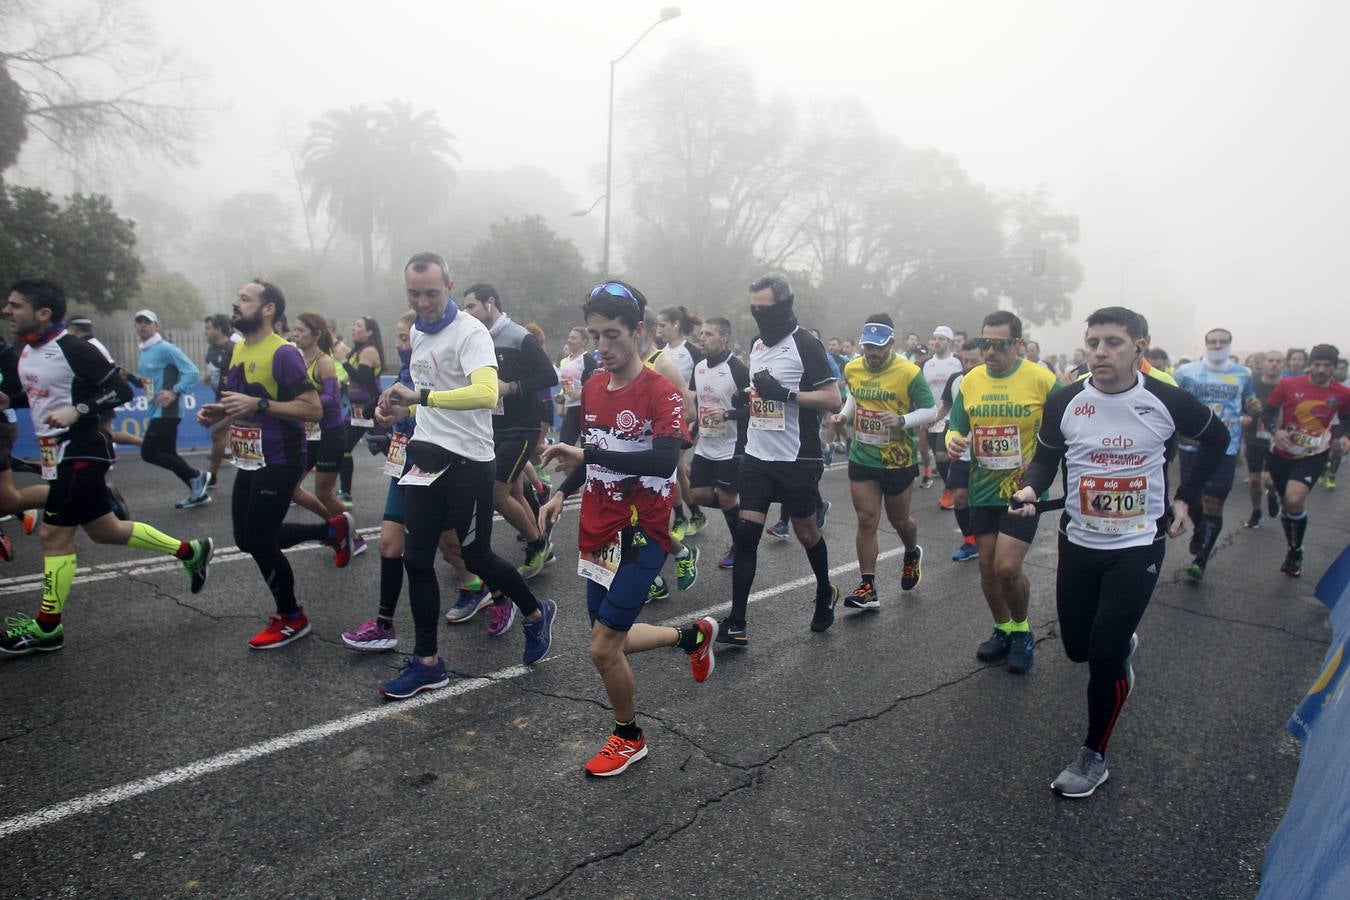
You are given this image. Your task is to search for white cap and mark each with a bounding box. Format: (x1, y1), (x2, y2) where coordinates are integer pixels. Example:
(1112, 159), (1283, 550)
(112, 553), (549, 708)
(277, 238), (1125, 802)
(132, 309), (160, 324)
(932, 325), (954, 340)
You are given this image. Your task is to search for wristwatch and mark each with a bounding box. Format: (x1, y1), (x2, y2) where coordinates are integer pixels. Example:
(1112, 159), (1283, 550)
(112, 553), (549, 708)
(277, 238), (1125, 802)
(74, 402), (90, 416)
(787, 390), (798, 405)
(256, 397), (270, 414)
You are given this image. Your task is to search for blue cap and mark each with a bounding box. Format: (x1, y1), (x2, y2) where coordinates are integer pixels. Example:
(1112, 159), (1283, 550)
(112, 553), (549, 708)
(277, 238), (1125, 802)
(859, 323), (895, 346)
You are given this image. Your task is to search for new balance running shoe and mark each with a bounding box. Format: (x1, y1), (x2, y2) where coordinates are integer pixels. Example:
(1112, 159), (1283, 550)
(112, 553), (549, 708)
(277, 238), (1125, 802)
(716, 618), (748, 647)
(647, 574), (670, 603)
(689, 616), (717, 682)
(977, 629), (1012, 663)
(446, 582), (492, 623)
(487, 599), (517, 637)
(381, 656), (450, 700)
(901, 545), (923, 591)
(0, 614), (62, 656)
(1051, 746), (1110, 799)
(341, 618), (397, 651)
(328, 512), (355, 568)
(584, 733), (648, 777)
(676, 545), (699, 591)
(522, 598), (557, 665)
(1007, 630), (1035, 674)
(248, 609), (310, 649)
(844, 581), (879, 610)
(810, 584), (839, 633)
(183, 538), (213, 595)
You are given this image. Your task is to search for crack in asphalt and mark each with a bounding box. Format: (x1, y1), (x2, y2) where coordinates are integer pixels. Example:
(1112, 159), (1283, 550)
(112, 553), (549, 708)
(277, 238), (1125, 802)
(1150, 598), (1329, 644)
(124, 573), (254, 622)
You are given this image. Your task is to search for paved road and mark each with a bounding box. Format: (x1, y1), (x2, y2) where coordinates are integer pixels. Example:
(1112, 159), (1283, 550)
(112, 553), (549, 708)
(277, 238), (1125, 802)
(0, 449), (1337, 897)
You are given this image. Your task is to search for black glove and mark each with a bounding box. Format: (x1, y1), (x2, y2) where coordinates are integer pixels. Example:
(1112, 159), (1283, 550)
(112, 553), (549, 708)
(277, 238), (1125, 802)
(366, 434), (390, 456)
(752, 370), (792, 403)
(731, 387), (750, 409)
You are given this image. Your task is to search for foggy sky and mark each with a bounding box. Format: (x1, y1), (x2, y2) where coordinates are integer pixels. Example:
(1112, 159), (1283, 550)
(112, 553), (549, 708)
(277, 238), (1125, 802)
(58, 0), (1350, 357)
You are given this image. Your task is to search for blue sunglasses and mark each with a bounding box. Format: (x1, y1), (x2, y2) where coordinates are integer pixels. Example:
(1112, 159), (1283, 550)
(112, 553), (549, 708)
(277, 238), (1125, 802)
(589, 282), (642, 309)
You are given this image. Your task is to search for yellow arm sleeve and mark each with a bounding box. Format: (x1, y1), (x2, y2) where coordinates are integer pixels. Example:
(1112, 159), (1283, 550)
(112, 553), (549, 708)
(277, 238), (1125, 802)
(425, 366), (499, 410)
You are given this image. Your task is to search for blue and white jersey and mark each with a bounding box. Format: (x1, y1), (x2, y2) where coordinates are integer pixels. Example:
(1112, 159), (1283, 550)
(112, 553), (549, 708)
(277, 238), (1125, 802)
(1173, 361), (1254, 455)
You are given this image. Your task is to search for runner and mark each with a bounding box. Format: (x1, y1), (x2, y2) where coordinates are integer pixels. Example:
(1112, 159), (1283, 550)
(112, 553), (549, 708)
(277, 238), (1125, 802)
(721, 273), (842, 644)
(945, 310), (1060, 674)
(1261, 344), (1350, 577)
(832, 315), (936, 609)
(1282, 348), (1307, 379)
(460, 283), (559, 579)
(1172, 327), (1255, 581)
(657, 306), (705, 539)
(824, 336), (853, 456)
(945, 342), (984, 561)
(197, 280), (353, 649)
(133, 309), (211, 509)
(0, 278), (213, 657)
(1322, 357), (1348, 490)
(1010, 305), (1229, 797)
(538, 280), (717, 777)
(337, 316), (385, 508)
(0, 331), (49, 559)
(556, 325), (597, 446)
(202, 314), (239, 488)
(371, 254), (556, 697)
(1242, 350), (1284, 528)
(924, 325), (964, 510)
(688, 316), (750, 571)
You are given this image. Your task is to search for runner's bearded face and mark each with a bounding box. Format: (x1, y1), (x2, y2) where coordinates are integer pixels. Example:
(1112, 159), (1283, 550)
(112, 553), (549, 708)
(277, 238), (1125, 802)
(861, 341), (892, 370)
(587, 313), (640, 373)
(960, 347), (982, 372)
(700, 322), (727, 355)
(1308, 359), (1334, 386)
(975, 326), (1020, 375)
(404, 266), (448, 324)
(2, 291), (42, 335)
(231, 283), (268, 335)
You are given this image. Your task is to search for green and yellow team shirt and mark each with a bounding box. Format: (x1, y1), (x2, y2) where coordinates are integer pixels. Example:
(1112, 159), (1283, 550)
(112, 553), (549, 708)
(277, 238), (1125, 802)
(844, 355), (934, 469)
(947, 358), (1061, 506)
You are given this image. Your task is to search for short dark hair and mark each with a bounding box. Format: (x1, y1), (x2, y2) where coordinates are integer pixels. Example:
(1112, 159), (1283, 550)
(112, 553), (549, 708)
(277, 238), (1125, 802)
(1309, 343), (1339, 364)
(405, 251), (451, 285)
(463, 283), (501, 311)
(749, 273), (793, 304)
(583, 280), (647, 331)
(982, 309), (1023, 339)
(865, 312), (895, 327)
(1148, 348), (1169, 364)
(251, 278), (286, 320)
(1085, 306), (1144, 341)
(705, 316), (731, 336)
(1205, 327), (1233, 343)
(1137, 314), (1151, 339)
(8, 277), (67, 322)
(204, 314), (231, 335)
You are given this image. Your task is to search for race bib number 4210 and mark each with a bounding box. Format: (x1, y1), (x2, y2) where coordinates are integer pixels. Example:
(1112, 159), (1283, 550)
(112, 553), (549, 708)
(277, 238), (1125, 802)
(1079, 474), (1149, 534)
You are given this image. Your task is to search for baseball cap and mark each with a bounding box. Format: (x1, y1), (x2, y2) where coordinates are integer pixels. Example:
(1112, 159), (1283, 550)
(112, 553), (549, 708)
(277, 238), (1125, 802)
(932, 325), (954, 340)
(133, 309), (160, 324)
(914, 342), (930, 355)
(859, 322), (895, 347)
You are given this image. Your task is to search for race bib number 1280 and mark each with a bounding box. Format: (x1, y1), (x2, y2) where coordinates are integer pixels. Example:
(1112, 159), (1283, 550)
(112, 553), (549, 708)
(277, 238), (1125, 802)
(748, 391), (785, 431)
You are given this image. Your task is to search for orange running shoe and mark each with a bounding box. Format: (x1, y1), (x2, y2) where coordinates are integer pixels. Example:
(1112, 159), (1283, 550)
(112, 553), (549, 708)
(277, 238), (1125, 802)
(584, 733), (648, 777)
(22, 509), (37, 535)
(688, 616), (718, 682)
(938, 489), (955, 510)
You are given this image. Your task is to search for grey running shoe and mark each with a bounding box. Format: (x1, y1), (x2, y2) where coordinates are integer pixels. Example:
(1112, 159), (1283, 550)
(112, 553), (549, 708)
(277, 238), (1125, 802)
(976, 628), (1012, 663)
(1051, 745), (1110, 798)
(1007, 630), (1035, 674)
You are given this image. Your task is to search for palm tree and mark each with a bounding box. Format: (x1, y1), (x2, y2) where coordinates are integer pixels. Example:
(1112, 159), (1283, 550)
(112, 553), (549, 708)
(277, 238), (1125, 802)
(377, 100), (458, 262)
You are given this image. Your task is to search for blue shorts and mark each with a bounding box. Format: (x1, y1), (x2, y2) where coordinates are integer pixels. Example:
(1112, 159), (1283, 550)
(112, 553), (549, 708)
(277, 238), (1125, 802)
(382, 476), (406, 524)
(586, 530), (667, 632)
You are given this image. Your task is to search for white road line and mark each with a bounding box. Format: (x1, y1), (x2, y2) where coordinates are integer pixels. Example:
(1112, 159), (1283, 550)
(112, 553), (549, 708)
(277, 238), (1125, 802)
(0, 537), (902, 840)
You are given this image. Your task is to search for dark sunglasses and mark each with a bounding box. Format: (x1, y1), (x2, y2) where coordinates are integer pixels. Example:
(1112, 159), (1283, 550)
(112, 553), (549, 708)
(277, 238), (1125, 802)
(589, 282), (641, 307)
(971, 337), (1016, 352)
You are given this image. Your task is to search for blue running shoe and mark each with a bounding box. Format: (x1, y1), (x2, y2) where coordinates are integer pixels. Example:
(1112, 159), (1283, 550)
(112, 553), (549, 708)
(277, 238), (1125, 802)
(768, 520), (790, 540)
(951, 541), (980, 562)
(522, 598), (557, 665)
(381, 657), (450, 699)
(718, 546), (735, 570)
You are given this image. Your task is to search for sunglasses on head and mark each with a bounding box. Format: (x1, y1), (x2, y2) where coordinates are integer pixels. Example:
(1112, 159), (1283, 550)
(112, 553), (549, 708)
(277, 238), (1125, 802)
(971, 337), (1016, 352)
(589, 282), (642, 310)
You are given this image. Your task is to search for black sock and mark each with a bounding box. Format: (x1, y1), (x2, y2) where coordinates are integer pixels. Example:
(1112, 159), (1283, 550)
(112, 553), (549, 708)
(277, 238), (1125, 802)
(674, 503), (686, 520)
(860, 573), (874, 587)
(378, 555), (403, 620)
(1331, 454), (1343, 476)
(722, 505), (739, 536)
(526, 537), (546, 554)
(339, 454), (354, 495)
(954, 505), (971, 536)
(1283, 512), (1308, 549)
(1196, 513), (1222, 562)
(674, 624), (702, 651)
(523, 481), (541, 519)
(613, 718), (642, 741)
(805, 537), (830, 599)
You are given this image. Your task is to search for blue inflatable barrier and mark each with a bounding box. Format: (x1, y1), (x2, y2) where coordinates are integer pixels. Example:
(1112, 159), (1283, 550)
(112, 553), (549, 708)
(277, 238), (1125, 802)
(1259, 544), (1350, 897)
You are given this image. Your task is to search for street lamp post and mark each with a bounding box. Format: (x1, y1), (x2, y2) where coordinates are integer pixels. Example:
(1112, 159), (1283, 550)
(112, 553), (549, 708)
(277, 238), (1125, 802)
(601, 6), (681, 278)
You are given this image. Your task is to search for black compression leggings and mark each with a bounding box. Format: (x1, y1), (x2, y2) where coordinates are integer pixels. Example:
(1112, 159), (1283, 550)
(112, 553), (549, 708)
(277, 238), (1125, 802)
(1055, 532), (1164, 755)
(141, 418), (198, 486)
(339, 422), (368, 494)
(232, 465), (305, 615)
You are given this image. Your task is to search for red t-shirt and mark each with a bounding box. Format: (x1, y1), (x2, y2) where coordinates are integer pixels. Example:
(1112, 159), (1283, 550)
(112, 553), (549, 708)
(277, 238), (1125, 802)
(577, 367), (685, 555)
(1266, 374), (1350, 460)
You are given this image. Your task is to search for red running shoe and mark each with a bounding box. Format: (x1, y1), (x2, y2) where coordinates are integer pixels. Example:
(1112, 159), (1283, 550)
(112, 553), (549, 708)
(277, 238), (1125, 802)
(584, 733), (648, 777)
(248, 609), (311, 650)
(688, 616), (717, 682)
(328, 512), (354, 568)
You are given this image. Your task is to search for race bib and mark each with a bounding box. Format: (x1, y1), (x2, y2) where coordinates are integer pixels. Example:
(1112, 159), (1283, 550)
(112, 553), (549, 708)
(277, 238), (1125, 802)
(854, 408), (891, 446)
(384, 432), (409, 477)
(974, 425), (1022, 470)
(561, 376), (580, 402)
(397, 463), (446, 487)
(1079, 475), (1150, 534)
(229, 424), (264, 470)
(350, 415), (374, 428)
(38, 435), (60, 481)
(1286, 428), (1325, 457)
(699, 406), (727, 437)
(578, 534), (622, 587)
(304, 419), (321, 442)
(748, 391), (785, 431)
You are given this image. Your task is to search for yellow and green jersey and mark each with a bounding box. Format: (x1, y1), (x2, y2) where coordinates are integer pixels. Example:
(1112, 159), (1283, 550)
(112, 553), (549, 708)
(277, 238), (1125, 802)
(843, 355), (934, 469)
(947, 358), (1061, 506)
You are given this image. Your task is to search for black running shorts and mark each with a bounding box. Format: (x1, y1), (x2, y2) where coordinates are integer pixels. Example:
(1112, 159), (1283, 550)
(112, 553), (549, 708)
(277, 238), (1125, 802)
(494, 432), (539, 484)
(1267, 451), (1327, 495)
(968, 503), (1040, 543)
(309, 425), (344, 474)
(847, 460), (918, 496)
(690, 453), (739, 493)
(738, 455), (822, 519)
(44, 460), (113, 527)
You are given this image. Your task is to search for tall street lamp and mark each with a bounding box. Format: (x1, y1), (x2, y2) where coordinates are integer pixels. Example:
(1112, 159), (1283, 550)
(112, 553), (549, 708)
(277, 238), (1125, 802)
(602, 6), (681, 277)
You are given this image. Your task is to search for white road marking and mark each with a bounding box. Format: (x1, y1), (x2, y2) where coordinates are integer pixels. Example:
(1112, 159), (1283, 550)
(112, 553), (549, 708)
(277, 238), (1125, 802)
(0, 538), (902, 840)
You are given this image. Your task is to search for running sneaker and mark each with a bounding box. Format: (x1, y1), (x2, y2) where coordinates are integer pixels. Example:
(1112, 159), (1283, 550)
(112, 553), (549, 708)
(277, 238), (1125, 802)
(1243, 510), (1262, 529)
(352, 535), (368, 558)
(21, 509), (37, 535)
(816, 499), (831, 530)
(901, 545), (923, 591)
(718, 546), (735, 570)
(671, 515), (688, 542)
(1266, 488), (1280, 518)
(0, 614), (63, 656)
(1281, 548), (1303, 578)
(341, 618), (397, 651)
(1007, 630), (1035, 674)
(844, 581), (879, 610)
(823, 444), (834, 467)
(518, 541), (554, 580)
(687, 509), (706, 536)
(647, 574), (670, 603)
(337, 489), (354, 510)
(381, 656), (450, 699)
(676, 545), (699, 591)
(206, 471), (218, 489)
(584, 733), (648, 777)
(951, 541), (980, 562)
(188, 470), (210, 504)
(446, 582), (492, 623)
(920, 472), (934, 490)
(487, 599), (517, 636)
(248, 610), (311, 649)
(108, 483), (131, 521)
(689, 616), (718, 682)
(1185, 561), (1205, 583)
(1328, 474), (1337, 490)
(976, 629), (1012, 663)
(329, 512), (355, 568)
(183, 537), (213, 594)
(1051, 746), (1110, 798)
(768, 520), (790, 540)
(521, 598), (557, 665)
(0, 528), (11, 562)
(716, 618), (748, 647)
(810, 584), (839, 633)
(938, 489), (955, 510)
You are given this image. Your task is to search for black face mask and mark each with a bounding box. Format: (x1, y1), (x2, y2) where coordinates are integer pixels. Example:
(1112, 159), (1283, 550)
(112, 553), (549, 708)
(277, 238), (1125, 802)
(751, 301), (797, 346)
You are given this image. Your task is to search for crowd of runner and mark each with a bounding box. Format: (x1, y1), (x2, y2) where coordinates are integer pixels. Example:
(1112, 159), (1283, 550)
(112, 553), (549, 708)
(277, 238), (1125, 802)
(1, 264), (1345, 793)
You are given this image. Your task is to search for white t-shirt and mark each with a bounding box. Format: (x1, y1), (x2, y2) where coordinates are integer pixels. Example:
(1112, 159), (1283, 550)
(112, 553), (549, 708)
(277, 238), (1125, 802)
(923, 354), (965, 432)
(409, 311), (498, 462)
(558, 352), (587, 409)
(665, 340), (698, 386)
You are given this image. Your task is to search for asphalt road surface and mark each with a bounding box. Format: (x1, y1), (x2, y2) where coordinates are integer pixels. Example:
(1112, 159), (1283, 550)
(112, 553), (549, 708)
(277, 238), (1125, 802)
(0, 448), (1338, 898)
